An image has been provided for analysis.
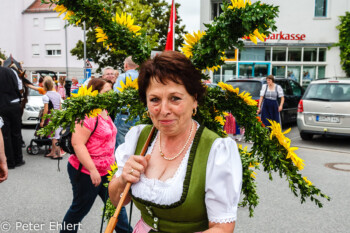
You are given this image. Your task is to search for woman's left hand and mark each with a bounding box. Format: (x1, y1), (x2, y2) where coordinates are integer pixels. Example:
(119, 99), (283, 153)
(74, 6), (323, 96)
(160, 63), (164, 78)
(90, 169), (101, 187)
(278, 106), (283, 112)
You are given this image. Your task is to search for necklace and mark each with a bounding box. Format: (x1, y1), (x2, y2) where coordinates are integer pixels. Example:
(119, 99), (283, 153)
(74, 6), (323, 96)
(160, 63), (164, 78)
(159, 121), (194, 161)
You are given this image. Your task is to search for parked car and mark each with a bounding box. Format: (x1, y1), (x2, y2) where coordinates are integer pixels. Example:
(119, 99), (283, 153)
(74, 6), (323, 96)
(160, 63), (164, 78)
(22, 88), (44, 125)
(226, 77), (304, 125)
(297, 79), (350, 140)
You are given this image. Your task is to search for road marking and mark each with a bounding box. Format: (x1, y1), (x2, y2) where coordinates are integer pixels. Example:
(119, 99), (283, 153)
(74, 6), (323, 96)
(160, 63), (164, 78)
(293, 145), (350, 154)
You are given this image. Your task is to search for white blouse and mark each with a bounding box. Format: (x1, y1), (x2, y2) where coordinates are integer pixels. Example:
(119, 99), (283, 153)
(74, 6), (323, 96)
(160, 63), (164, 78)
(114, 124), (242, 223)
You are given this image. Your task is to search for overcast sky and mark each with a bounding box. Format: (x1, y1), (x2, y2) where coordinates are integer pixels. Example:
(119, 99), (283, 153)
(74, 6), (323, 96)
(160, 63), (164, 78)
(164, 0), (201, 33)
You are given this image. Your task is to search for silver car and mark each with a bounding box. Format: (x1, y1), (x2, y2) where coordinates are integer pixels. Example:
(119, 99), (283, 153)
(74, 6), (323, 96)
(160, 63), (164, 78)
(297, 79), (350, 140)
(22, 88), (44, 125)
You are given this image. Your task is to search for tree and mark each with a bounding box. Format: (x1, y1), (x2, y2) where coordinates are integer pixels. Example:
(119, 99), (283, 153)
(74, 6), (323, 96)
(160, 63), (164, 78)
(70, 0), (187, 72)
(0, 48), (7, 60)
(336, 11), (350, 77)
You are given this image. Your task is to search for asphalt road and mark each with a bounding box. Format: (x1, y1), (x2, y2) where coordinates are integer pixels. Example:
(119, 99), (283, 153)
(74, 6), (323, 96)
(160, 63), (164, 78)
(0, 124), (349, 233)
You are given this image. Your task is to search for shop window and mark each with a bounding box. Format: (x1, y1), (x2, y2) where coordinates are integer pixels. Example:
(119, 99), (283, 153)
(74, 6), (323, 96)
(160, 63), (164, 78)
(318, 48), (326, 61)
(239, 64), (253, 78)
(212, 1), (224, 20)
(288, 48), (302, 61)
(45, 44), (61, 56)
(239, 48), (266, 61)
(272, 66), (285, 77)
(213, 68), (221, 83)
(303, 48), (317, 62)
(265, 47), (271, 61)
(272, 47), (286, 61)
(318, 66), (326, 79)
(315, 0), (327, 17)
(225, 50), (238, 61)
(302, 66), (316, 87)
(255, 64), (269, 77)
(222, 64), (236, 82)
(287, 66), (301, 83)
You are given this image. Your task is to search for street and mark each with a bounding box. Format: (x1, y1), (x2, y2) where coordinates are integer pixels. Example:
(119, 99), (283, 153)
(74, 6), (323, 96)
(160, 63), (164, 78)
(0, 124), (349, 233)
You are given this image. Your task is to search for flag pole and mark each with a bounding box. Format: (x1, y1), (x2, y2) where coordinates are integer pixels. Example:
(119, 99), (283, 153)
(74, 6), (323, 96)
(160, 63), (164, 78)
(172, 0), (175, 51)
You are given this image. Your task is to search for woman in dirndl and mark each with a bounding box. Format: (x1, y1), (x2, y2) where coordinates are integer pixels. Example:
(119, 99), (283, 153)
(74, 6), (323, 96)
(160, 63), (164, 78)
(257, 75), (284, 127)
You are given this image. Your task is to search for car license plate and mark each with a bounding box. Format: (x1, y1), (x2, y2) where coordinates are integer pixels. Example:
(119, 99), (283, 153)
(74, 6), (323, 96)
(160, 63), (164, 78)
(316, 115), (340, 123)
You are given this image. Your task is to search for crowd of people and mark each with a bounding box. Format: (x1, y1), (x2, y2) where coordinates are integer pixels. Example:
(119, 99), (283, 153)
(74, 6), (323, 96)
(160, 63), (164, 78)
(0, 52), (289, 232)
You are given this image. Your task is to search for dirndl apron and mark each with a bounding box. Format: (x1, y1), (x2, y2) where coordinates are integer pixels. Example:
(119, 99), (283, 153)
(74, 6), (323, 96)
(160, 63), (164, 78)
(261, 98), (280, 127)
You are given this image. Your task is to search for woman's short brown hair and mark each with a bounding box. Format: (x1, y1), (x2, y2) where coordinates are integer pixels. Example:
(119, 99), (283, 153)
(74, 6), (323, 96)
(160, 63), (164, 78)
(266, 75), (275, 82)
(138, 51), (206, 104)
(87, 78), (107, 93)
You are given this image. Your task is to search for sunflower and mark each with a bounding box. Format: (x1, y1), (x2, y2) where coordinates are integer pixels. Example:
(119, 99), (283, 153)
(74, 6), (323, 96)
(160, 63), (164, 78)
(181, 31), (206, 58)
(107, 162), (118, 182)
(238, 91), (258, 106)
(217, 82), (239, 94)
(95, 27), (108, 43)
(53, 5), (67, 16)
(115, 13), (141, 35)
(228, 0), (252, 9)
(268, 120), (305, 170)
(71, 86), (102, 117)
(117, 76), (139, 92)
(303, 177), (312, 186)
(215, 116), (226, 126)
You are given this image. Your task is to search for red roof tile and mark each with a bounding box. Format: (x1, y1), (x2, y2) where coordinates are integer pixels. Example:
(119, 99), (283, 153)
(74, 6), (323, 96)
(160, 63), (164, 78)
(23, 0), (56, 13)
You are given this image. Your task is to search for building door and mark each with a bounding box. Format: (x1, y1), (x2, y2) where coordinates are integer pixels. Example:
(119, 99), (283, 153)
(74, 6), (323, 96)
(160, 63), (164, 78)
(238, 62), (270, 78)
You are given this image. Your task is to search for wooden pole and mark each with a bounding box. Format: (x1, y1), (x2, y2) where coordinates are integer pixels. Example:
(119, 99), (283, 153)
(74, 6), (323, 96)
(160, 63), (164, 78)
(104, 126), (155, 233)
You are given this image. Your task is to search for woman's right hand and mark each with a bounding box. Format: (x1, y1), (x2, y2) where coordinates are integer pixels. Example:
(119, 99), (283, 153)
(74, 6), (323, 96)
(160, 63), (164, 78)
(121, 154), (151, 184)
(90, 169), (101, 187)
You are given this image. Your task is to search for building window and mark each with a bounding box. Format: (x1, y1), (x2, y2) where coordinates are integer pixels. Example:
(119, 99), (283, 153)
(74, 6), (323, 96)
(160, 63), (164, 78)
(318, 48), (326, 61)
(212, 1), (224, 20)
(33, 18), (39, 27)
(239, 48), (266, 61)
(272, 47), (286, 61)
(45, 44), (61, 56)
(315, 0), (327, 17)
(44, 17), (60, 30)
(287, 66), (301, 82)
(302, 66), (316, 87)
(288, 48), (302, 62)
(318, 66), (326, 78)
(272, 66), (286, 77)
(304, 48), (317, 62)
(32, 44), (40, 56)
(222, 63), (236, 82)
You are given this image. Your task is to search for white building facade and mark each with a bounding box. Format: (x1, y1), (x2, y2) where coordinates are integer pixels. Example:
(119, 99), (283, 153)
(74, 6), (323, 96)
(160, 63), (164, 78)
(0, 0), (91, 81)
(200, 0), (350, 87)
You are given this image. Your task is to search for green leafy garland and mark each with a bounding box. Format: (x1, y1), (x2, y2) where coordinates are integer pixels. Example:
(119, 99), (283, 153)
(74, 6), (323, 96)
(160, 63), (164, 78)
(39, 0), (330, 219)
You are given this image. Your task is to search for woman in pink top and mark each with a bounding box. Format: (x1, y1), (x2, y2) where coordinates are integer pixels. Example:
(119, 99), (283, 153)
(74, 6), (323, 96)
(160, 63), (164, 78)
(61, 78), (117, 233)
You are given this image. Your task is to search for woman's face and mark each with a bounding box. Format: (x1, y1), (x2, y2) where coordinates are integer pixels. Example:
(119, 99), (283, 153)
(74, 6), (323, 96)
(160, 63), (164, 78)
(100, 82), (112, 94)
(146, 78), (197, 137)
(267, 78), (273, 85)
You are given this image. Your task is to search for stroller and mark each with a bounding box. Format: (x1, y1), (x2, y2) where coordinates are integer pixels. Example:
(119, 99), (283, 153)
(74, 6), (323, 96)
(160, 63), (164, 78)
(26, 108), (52, 155)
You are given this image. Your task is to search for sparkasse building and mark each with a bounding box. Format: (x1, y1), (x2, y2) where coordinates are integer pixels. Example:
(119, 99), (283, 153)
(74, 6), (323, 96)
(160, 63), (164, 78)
(200, 0), (350, 87)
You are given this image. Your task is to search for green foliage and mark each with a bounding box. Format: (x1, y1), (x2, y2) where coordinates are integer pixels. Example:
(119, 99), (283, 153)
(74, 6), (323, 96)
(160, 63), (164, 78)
(69, 0), (187, 71)
(41, 0), (329, 220)
(0, 48), (7, 60)
(335, 11), (350, 77)
(191, 1), (279, 70)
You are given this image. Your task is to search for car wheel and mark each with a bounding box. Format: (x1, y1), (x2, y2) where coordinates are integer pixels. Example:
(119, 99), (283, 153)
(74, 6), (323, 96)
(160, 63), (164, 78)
(300, 132), (313, 140)
(31, 145), (40, 155)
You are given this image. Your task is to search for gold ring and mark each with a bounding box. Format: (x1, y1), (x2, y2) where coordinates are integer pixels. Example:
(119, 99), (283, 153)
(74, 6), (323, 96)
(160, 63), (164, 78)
(129, 168), (134, 174)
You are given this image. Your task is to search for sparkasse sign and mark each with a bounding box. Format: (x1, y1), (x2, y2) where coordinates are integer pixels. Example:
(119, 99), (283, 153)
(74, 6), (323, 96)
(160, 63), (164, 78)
(266, 31), (306, 41)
